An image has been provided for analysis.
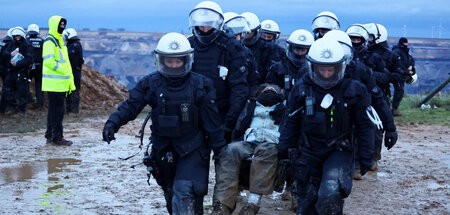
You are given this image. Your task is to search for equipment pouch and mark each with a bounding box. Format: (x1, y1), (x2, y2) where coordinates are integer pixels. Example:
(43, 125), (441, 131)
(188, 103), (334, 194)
(158, 115), (179, 128)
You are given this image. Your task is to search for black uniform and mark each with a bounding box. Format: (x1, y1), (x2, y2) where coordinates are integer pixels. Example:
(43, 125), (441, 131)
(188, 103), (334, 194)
(278, 76), (374, 215)
(0, 37), (13, 82)
(243, 46), (259, 97)
(106, 72), (226, 214)
(65, 38), (84, 113)
(188, 33), (248, 141)
(245, 38), (278, 84)
(26, 34), (44, 108)
(0, 37), (32, 114)
(392, 44), (415, 110)
(266, 56), (309, 97)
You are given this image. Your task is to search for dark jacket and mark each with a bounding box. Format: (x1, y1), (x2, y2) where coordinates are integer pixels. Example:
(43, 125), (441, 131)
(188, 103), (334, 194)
(278, 76), (374, 167)
(67, 39), (84, 74)
(392, 44), (415, 77)
(107, 72), (226, 156)
(1, 37), (32, 75)
(245, 38), (277, 84)
(266, 56), (309, 96)
(188, 32), (248, 132)
(26, 35), (43, 67)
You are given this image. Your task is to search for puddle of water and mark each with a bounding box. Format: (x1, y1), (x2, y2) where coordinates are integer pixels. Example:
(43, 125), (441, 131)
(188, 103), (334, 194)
(0, 158), (81, 185)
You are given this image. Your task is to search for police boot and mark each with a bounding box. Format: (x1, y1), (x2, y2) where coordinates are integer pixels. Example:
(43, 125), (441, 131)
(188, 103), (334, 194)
(370, 161), (378, 172)
(239, 193), (261, 215)
(353, 166), (362, 180)
(392, 108), (402, 117)
(211, 200), (231, 215)
(53, 137), (73, 146)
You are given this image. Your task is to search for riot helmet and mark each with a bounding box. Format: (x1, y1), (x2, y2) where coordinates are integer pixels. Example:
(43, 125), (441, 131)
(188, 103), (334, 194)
(189, 1), (224, 45)
(11, 26), (26, 41)
(223, 12), (251, 41)
(241, 12), (261, 46)
(27, 24), (40, 36)
(306, 38), (347, 89)
(363, 23), (387, 46)
(345, 24), (369, 53)
(260, 19), (280, 44)
(311, 11), (340, 39)
(323, 30), (353, 65)
(286, 29), (314, 67)
(154, 33), (194, 78)
(63, 28), (79, 40)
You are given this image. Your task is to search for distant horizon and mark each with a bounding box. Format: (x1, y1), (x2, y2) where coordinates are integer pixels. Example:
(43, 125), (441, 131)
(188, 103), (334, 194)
(0, 0), (448, 39)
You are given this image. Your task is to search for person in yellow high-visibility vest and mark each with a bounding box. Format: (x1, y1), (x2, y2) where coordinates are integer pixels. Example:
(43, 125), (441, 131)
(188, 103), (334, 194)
(42, 15), (75, 146)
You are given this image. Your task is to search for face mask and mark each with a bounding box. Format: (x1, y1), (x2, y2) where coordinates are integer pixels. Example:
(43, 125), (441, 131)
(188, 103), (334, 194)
(257, 90), (282, 107)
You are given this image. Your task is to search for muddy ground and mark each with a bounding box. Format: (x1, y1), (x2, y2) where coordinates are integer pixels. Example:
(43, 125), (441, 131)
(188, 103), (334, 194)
(0, 115), (449, 214)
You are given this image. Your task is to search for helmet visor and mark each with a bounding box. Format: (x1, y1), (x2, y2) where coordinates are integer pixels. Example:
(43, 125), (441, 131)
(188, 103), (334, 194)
(308, 61), (346, 89)
(286, 43), (309, 66)
(224, 17), (250, 35)
(155, 52), (194, 78)
(189, 8), (224, 30)
(312, 16), (339, 32)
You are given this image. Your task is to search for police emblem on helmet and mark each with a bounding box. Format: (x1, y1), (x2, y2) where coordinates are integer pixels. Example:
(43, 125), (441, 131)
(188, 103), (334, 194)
(265, 24), (271, 29)
(298, 35), (307, 42)
(320, 49), (333, 59)
(169, 41), (180, 50)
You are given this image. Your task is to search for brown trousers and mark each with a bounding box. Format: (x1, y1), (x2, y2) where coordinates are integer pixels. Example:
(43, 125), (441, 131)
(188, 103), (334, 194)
(214, 141), (278, 209)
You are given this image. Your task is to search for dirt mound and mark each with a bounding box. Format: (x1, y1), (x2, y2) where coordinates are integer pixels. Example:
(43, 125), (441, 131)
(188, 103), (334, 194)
(79, 65), (128, 111)
(0, 64), (128, 114)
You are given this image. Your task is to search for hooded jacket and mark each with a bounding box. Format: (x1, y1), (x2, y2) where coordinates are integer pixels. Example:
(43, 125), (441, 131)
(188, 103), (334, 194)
(42, 15), (75, 93)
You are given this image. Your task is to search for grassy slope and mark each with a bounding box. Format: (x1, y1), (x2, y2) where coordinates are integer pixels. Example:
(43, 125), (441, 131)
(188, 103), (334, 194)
(394, 94), (450, 127)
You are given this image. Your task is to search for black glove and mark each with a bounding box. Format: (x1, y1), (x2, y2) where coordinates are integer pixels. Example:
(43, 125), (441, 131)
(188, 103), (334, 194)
(384, 131), (398, 150)
(360, 160), (373, 176)
(213, 145), (227, 161)
(102, 121), (117, 144)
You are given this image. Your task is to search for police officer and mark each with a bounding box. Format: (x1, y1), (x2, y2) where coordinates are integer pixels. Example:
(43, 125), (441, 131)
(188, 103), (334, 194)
(311, 11), (340, 39)
(392, 37), (415, 116)
(260, 19), (285, 63)
(363, 23), (401, 170)
(0, 29), (14, 91)
(0, 27), (32, 116)
(241, 12), (277, 84)
(188, 1), (249, 142)
(63, 28), (84, 114)
(325, 30), (398, 179)
(213, 84), (285, 215)
(266, 29), (314, 97)
(223, 12), (258, 97)
(26, 24), (44, 109)
(278, 38), (375, 214)
(102, 32), (226, 215)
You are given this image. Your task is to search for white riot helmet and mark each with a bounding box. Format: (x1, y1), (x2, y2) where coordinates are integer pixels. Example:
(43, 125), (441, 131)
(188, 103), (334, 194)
(4, 28), (14, 41)
(260, 19), (280, 43)
(11, 26), (26, 39)
(286, 29), (314, 66)
(27, 24), (40, 36)
(223, 12), (250, 41)
(63, 28), (79, 40)
(364, 23), (387, 45)
(241, 12), (261, 46)
(323, 30), (353, 64)
(306, 38), (347, 89)
(189, 1), (224, 45)
(345, 24), (369, 52)
(312, 11), (340, 39)
(154, 32), (194, 78)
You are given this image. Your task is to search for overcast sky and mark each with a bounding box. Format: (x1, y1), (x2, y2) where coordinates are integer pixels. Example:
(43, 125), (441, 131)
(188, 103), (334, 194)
(0, 0), (448, 38)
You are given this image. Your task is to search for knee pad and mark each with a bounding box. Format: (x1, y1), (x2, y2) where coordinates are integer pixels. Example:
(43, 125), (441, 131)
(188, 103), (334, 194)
(316, 193), (343, 215)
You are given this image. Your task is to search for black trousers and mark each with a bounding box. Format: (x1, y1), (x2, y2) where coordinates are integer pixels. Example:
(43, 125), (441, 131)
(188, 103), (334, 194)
(392, 82), (405, 110)
(45, 92), (66, 141)
(31, 67), (44, 107)
(0, 72), (29, 113)
(66, 69), (81, 113)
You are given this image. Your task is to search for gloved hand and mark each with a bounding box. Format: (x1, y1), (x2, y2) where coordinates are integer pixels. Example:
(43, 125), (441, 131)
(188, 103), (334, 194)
(384, 131), (398, 150)
(213, 145), (227, 161)
(102, 121), (117, 144)
(224, 127), (233, 144)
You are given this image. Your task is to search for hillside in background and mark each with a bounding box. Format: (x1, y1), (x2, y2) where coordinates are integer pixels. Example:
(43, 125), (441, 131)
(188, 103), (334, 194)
(1, 29), (448, 94)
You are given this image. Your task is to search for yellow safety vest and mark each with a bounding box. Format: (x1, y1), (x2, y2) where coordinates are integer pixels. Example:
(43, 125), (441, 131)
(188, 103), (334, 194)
(42, 15), (75, 93)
